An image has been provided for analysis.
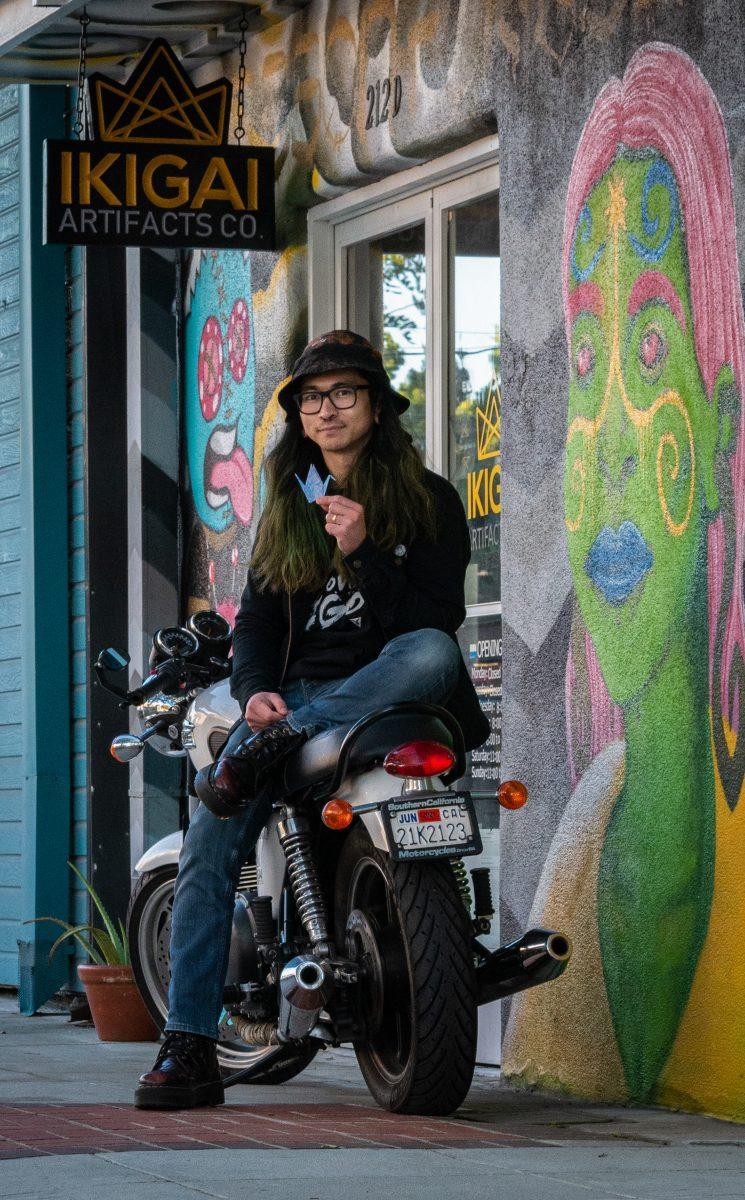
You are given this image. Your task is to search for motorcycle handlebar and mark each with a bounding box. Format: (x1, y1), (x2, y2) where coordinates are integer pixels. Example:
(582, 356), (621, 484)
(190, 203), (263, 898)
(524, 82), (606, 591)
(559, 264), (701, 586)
(127, 659), (183, 706)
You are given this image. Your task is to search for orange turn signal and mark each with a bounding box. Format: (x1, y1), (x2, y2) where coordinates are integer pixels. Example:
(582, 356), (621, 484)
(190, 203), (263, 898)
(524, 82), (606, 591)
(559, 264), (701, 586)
(321, 798), (354, 830)
(497, 779), (528, 810)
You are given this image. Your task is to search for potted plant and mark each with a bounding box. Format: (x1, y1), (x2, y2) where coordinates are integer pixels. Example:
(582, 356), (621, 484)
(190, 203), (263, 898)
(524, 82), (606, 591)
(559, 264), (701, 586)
(27, 861), (159, 1042)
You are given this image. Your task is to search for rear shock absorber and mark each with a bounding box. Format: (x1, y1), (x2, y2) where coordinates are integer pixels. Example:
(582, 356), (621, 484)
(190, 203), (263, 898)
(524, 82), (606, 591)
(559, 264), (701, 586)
(277, 808), (330, 950)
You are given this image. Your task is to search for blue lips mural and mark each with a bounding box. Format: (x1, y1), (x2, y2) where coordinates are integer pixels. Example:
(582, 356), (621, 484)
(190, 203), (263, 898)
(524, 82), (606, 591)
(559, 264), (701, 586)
(585, 521), (654, 606)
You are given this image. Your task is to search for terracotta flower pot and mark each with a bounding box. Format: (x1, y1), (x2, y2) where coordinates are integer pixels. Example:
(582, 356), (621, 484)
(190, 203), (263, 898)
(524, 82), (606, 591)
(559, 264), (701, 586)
(77, 964), (160, 1042)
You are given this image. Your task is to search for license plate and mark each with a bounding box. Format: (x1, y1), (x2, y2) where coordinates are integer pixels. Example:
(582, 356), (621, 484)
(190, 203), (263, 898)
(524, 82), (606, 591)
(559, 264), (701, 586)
(382, 793), (482, 861)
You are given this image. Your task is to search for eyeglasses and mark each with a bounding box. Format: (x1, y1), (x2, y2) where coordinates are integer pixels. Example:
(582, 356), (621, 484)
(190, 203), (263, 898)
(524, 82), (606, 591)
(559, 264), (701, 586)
(294, 384), (369, 414)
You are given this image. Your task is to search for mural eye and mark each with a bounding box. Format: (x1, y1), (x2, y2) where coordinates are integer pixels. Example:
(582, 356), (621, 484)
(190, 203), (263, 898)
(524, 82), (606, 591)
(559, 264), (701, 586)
(575, 341), (595, 382)
(639, 326), (666, 374)
(227, 298), (250, 384)
(198, 315), (224, 421)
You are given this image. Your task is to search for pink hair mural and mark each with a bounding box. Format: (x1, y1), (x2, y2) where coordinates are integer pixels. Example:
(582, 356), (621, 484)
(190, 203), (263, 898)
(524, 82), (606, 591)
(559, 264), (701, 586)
(506, 43), (745, 1117)
(564, 43), (745, 807)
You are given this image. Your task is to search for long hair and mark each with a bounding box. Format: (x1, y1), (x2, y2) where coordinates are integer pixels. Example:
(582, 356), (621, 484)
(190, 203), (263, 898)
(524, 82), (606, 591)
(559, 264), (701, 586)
(564, 43), (745, 808)
(250, 389), (436, 594)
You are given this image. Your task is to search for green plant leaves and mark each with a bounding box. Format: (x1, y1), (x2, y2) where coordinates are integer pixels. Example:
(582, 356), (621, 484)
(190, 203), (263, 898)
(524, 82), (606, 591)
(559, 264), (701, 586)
(23, 861), (130, 966)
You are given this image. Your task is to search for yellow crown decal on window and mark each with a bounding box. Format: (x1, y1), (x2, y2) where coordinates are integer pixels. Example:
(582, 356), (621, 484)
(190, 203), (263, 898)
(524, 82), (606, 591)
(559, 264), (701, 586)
(476, 382), (501, 461)
(89, 39), (232, 146)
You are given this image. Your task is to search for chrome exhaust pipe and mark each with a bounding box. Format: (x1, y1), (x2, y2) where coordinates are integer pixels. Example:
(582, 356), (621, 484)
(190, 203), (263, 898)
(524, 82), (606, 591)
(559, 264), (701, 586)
(278, 955), (330, 1042)
(476, 927), (572, 1006)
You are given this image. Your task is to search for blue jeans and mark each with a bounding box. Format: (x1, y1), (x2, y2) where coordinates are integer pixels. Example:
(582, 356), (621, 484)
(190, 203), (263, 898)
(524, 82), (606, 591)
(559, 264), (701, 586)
(165, 628), (461, 1039)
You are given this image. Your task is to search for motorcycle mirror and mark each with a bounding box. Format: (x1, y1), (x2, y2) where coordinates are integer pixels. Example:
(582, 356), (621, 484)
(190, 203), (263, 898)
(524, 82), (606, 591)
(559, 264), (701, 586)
(97, 647), (130, 672)
(110, 734), (144, 762)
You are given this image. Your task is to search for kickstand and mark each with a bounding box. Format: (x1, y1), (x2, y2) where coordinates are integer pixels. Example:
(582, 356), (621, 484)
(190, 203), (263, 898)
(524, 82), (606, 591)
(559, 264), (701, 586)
(222, 1045), (288, 1088)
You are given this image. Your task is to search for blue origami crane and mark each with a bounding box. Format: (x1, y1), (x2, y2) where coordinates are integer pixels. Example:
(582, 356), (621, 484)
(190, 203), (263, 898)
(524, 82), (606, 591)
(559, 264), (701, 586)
(295, 463), (334, 503)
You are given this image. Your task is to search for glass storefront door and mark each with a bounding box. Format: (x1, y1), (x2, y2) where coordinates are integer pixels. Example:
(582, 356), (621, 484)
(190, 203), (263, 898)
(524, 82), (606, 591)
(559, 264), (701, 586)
(312, 153), (502, 1062)
(346, 220), (427, 456)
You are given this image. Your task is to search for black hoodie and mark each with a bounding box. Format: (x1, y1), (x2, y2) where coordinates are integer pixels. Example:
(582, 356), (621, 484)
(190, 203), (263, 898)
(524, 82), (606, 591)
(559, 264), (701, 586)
(230, 468), (491, 753)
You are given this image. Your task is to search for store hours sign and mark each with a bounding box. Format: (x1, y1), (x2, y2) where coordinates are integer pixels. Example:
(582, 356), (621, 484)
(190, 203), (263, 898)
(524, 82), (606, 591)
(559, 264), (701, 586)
(44, 39), (274, 251)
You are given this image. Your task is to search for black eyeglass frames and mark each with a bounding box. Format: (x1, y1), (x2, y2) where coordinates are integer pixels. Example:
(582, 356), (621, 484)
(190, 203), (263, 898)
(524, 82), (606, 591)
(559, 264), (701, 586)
(294, 384), (369, 414)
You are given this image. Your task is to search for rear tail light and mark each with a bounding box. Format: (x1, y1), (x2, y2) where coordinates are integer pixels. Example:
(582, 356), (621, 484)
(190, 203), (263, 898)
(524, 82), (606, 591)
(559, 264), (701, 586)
(383, 740), (456, 778)
(498, 779), (528, 809)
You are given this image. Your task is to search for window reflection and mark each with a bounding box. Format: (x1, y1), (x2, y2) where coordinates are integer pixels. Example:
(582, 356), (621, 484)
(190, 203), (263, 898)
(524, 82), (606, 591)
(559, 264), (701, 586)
(359, 223), (427, 457)
(447, 194), (500, 608)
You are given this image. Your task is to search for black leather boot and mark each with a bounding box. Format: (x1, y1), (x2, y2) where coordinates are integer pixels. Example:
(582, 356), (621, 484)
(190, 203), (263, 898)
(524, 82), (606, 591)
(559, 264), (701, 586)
(135, 1032), (224, 1109)
(195, 719), (308, 818)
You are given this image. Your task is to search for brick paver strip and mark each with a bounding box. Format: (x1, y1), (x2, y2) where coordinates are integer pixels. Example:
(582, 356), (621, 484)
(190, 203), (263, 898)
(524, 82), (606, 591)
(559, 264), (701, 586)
(0, 1103), (550, 1159)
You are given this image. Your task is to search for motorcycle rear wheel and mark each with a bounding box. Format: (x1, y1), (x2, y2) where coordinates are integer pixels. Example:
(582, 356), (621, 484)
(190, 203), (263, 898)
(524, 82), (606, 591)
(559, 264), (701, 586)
(335, 824), (477, 1115)
(127, 867), (317, 1084)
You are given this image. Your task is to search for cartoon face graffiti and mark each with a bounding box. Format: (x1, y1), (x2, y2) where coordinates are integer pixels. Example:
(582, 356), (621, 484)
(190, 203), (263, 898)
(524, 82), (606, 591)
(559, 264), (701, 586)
(184, 251), (256, 532)
(564, 155), (727, 705)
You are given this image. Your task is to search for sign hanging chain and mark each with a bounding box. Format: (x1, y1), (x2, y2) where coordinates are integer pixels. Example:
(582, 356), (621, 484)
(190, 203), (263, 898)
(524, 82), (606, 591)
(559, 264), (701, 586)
(73, 6), (90, 140)
(234, 11), (249, 143)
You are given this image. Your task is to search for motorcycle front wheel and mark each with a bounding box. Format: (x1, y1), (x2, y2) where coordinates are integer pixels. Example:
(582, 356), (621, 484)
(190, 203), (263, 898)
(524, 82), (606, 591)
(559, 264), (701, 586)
(127, 867), (317, 1084)
(335, 824), (477, 1115)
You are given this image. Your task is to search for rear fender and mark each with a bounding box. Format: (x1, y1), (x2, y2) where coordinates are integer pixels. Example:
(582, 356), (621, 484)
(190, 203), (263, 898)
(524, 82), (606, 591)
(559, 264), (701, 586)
(335, 766), (401, 854)
(359, 810), (389, 853)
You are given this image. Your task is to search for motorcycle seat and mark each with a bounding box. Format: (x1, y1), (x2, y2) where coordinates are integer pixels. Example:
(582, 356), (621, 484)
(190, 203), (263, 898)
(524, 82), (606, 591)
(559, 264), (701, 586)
(281, 711), (456, 793)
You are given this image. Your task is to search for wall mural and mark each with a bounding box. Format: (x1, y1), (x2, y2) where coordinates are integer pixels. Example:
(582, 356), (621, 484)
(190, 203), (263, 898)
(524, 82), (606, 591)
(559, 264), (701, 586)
(183, 249), (284, 621)
(502, 43), (745, 1120)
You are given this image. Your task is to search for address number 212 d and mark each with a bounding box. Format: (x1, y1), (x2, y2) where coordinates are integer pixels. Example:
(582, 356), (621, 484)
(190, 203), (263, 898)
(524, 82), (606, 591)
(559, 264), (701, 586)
(365, 76), (402, 129)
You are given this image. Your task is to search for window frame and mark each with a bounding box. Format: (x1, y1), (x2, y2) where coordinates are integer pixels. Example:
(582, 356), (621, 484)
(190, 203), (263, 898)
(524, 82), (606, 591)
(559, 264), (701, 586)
(307, 135), (501, 619)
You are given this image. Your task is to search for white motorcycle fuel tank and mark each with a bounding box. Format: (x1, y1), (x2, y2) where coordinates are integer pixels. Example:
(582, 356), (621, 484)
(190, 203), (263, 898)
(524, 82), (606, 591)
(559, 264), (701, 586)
(135, 679), (396, 881)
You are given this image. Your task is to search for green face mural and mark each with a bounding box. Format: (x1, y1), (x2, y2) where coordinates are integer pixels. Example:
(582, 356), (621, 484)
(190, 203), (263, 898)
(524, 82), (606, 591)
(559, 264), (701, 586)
(564, 155), (723, 705)
(504, 42), (745, 1123)
(564, 153), (739, 1098)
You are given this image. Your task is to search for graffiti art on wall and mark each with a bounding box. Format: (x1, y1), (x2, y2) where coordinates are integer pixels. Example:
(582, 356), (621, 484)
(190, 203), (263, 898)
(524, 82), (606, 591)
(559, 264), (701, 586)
(503, 43), (745, 1119)
(184, 249), (283, 621)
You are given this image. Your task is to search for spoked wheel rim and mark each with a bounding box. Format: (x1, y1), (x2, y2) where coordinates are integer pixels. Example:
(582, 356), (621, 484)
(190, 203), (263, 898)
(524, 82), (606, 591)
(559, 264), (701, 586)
(345, 855), (414, 1086)
(133, 874), (278, 1070)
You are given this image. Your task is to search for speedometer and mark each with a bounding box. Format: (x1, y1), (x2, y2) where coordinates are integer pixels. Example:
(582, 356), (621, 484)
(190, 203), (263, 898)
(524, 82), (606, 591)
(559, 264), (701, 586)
(153, 627), (200, 660)
(187, 610), (232, 645)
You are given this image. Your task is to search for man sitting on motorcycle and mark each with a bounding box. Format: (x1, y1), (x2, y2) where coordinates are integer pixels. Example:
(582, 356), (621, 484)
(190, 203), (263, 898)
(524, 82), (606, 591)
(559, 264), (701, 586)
(135, 330), (489, 1109)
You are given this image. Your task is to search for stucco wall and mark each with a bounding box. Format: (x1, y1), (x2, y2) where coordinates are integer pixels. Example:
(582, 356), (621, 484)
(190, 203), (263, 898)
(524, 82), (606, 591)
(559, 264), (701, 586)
(181, 0), (745, 1121)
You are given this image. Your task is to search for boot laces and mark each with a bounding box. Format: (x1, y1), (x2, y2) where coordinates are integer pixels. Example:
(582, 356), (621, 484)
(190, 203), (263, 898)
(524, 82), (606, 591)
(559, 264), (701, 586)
(156, 1032), (212, 1072)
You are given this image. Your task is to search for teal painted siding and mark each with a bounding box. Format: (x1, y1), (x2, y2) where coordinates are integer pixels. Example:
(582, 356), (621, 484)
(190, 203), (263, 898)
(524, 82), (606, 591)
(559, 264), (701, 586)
(0, 86), (21, 986)
(67, 244), (88, 962)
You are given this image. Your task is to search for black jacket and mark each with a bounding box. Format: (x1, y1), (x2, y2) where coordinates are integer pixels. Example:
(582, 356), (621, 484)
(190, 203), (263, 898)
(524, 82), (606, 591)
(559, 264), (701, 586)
(230, 469), (490, 753)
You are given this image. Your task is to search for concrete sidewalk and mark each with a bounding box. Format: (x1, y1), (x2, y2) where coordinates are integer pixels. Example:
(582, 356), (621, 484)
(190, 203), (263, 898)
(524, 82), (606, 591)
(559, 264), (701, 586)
(1, 995), (744, 1199)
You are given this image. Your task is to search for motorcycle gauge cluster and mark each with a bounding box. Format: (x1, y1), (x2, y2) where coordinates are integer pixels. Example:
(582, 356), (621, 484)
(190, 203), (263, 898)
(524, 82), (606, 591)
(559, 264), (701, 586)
(149, 612), (232, 677)
(186, 610), (232, 649)
(153, 626), (200, 661)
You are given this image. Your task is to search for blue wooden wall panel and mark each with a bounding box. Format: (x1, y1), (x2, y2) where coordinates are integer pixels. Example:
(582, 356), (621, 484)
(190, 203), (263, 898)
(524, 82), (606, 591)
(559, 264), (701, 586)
(17, 85), (71, 1011)
(67, 240), (87, 987)
(0, 86), (20, 985)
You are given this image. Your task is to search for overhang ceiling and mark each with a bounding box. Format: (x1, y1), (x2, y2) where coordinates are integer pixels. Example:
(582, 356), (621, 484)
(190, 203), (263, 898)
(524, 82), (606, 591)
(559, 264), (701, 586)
(0, 0), (309, 84)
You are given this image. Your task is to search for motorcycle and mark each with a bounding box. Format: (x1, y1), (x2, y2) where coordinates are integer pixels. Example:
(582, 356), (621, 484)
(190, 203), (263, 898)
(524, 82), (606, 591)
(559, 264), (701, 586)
(97, 611), (572, 1115)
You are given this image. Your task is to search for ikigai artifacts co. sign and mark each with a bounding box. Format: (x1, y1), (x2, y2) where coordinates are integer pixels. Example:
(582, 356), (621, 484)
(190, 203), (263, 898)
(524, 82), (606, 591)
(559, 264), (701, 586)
(44, 39), (275, 250)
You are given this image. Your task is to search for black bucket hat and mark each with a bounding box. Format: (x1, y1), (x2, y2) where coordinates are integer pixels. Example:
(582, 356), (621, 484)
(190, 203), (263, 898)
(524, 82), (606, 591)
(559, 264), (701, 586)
(277, 330), (410, 416)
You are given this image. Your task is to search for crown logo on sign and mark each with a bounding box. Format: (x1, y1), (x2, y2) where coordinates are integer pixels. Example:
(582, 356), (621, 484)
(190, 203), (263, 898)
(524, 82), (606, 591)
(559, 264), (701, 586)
(88, 39), (232, 146)
(475, 381), (501, 461)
